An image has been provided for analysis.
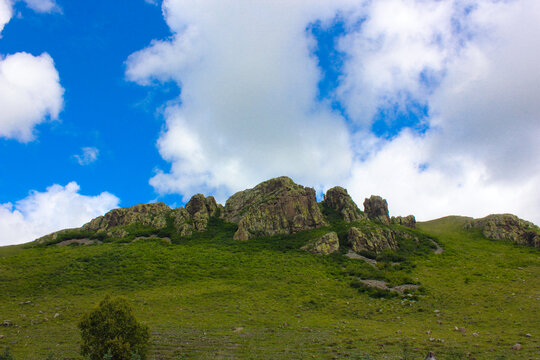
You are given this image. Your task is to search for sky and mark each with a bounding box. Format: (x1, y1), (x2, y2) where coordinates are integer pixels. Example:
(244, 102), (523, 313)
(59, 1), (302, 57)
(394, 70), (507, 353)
(1, 0), (539, 245)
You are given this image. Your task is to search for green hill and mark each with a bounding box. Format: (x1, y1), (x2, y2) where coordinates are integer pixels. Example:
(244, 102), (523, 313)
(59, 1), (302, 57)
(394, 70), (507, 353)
(0, 179), (539, 359)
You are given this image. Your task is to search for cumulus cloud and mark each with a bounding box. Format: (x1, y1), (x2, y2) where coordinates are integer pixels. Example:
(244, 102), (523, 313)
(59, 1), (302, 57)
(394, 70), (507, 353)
(127, 0), (355, 200)
(74, 147), (99, 166)
(128, 0), (540, 224)
(0, 52), (64, 142)
(0, 182), (119, 246)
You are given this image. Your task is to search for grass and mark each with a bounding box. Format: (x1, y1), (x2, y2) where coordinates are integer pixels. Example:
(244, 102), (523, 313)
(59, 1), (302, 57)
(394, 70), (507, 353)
(0, 215), (538, 359)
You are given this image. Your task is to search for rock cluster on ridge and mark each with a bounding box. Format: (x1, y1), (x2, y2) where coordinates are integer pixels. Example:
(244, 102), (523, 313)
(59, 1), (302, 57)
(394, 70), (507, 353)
(222, 176), (327, 241)
(391, 215), (416, 228)
(363, 195), (390, 225)
(323, 186), (365, 222)
(464, 214), (540, 248)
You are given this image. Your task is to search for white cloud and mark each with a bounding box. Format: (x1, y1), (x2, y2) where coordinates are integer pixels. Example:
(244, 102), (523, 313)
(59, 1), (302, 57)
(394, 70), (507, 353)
(0, 0), (12, 35)
(0, 182), (120, 246)
(74, 147), (99, 166)
(21, 0), (59, 13)
(127, 0), (356, 201)
(128, 0), (540, 224)
(345, 131), (540, 225)
(0, 52), (64, 142)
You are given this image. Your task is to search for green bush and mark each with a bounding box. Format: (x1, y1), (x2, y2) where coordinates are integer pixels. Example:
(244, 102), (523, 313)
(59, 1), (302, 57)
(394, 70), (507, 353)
(0, 348), (15, 360)
(78, 295), (150, 360)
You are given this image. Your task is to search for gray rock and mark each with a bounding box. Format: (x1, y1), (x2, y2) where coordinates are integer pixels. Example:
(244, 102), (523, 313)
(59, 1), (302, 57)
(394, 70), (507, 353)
(391, 215), (416, 228)
(223, 177), (327, 240)
(363, 195), (390, 225)
(323, 187), (364, 222)
(347, 226), (398, 253)
(302, 232), (340, 255)
(465, 214), (540, 248)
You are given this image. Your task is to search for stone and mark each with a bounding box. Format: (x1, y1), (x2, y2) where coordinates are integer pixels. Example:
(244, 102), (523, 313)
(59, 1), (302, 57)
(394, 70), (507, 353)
(391, 215), (416, 228)
(323, 187), (364, 222)
(511, 343), (522, 350)
(425, 351), (437, 360)
(83, 203), (172, 232)
(185, 194), (221, 232)
(347, 226), (398, 253)
(222, 177), (327, 240)
(302, 232), (340, 255)
(465, 214), (540, 248)
(363, 195), (390, 224)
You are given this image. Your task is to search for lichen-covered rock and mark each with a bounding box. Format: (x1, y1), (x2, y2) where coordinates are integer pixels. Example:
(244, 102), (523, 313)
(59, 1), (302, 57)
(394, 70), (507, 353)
(347, 226), (398, 253)
(173, 207), (193, 236)
(185, 194), (221, 232)
(465, 214), (540, 248)
(83, 203), (172, 232)
(323, 186), (364, 222)
(391, 215), (416, 228)
(363, 195), (390, 225)
(223, 176), (327, 240)
(302, 232), (339, 255)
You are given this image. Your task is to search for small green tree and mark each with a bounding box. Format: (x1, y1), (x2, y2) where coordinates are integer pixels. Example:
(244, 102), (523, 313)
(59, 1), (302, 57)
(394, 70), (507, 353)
(78, 295), (150, 360)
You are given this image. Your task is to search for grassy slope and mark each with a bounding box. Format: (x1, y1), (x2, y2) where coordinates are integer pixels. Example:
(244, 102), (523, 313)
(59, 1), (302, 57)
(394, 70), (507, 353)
(0, 216), (538, 359)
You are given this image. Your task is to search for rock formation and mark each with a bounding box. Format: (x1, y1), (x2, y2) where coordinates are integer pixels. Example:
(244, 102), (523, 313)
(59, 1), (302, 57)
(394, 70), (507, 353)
(302, 232), (340, 255)
(363, 195), (390, 225)
(347, 226), (398, 253)
(391, 215), (416, 228)
(185, 194), (222, 231)
(465, 214), (540, 248)
(83, 202), (171, 233)
(222, 176), (327, 240)
(323, 186), (364, 222)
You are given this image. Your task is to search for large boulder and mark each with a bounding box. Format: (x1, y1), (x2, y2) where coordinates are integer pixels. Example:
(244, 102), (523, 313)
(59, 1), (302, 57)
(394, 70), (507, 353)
(363, 195), (390, 225)
(465, 214), (540, 248)
(323, 186), (364, 222)
(347, 226), (398, 253)
(391, 215), (416, 228)
(83, 203), (172, 232)
(222, 176), (327, 240)
(302, 232), (340, 255)
(185, 194), (221, 231)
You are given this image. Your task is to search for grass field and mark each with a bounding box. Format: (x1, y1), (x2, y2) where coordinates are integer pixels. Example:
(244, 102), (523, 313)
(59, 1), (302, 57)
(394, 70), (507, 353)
(0, 216), (538, 359)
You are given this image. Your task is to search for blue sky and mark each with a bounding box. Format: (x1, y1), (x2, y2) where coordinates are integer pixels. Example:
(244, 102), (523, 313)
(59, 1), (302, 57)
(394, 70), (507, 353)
(1, 0), (539, 245)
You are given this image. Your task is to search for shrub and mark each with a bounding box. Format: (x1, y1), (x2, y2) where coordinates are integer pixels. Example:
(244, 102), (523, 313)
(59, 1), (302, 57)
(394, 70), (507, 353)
(78, 295), (150, 360)
(0, 348), (15, 360)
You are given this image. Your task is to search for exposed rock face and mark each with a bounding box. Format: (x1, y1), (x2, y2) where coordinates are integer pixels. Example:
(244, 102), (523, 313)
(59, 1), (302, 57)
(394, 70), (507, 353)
(465, 214), (540, 248)
(302, 232), (339, 255)
(347, 226), (398, 253)
(323, 186), (364, 222)
(83, 203), (172, 232)
(363, 196), (390, 225)
(223, 176), (327, 240)
(185, 194), (221, 231)
(391, 215), (416, 228)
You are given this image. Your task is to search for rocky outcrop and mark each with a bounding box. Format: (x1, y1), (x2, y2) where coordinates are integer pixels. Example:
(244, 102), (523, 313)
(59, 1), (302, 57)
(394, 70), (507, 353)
(302, 232), (339, 255)
(185, 194), (222, 232)
(83, 203), (171, 232)
(391, 215), (416, 228)
(347, 226), (398, 253)
(465, 214), (540, 248)
(323, 187), (364, 222)
(222, 176), (327, 240)
(363, 196), (390, 225)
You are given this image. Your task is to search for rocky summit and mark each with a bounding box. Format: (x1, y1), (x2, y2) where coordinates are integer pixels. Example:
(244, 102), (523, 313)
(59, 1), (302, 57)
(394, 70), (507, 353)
(222, 176), (327, 240)
(464, 214), (540, 248)
(391, 215), (416, 228)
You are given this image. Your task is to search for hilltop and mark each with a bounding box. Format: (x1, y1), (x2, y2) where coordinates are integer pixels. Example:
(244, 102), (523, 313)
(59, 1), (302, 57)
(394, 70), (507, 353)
(0, 177), (539, 359)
